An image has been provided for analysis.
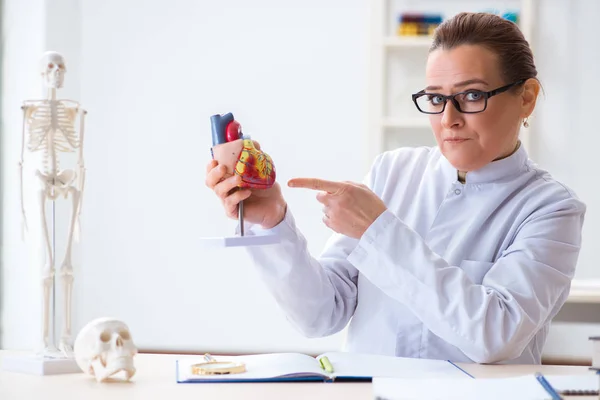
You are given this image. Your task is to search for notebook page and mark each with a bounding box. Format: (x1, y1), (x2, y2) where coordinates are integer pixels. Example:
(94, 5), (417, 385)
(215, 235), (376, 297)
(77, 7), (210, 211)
(373, 375), (545, 400)
(318, 352), (470, 379)
(177, 353), (325, 382)
(373, 374), (598, 400)
(544, 374), (599, 394)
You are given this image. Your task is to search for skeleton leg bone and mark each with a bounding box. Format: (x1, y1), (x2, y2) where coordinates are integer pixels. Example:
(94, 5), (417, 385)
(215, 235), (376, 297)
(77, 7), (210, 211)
(58, 185), (80, 357)
(37, 184), (58, 356)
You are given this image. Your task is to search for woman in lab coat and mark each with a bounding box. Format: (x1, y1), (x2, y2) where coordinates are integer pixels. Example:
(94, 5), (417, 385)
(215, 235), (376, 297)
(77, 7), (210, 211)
(205, 12), (586, 365)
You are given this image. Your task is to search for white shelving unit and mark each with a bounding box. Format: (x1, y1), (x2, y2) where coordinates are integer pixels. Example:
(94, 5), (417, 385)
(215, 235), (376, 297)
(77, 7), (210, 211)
(382, 36), (433, 48)
(366, 0), (536, 170)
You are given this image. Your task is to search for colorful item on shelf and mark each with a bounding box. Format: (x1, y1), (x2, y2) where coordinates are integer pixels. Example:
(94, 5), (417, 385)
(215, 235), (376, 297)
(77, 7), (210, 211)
(502, 11), (519, 24)
(481, 9), (520, 24)
(397, 13), (443, 36)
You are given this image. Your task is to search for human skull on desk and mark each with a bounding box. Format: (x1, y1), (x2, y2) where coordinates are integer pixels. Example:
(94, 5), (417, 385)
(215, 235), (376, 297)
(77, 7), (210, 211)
(73, 317), (137, 382)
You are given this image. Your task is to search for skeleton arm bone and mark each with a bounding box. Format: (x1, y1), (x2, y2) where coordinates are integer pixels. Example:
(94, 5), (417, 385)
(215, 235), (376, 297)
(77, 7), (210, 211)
(74, 108), (87, 241)
(19, 104), (37, 239)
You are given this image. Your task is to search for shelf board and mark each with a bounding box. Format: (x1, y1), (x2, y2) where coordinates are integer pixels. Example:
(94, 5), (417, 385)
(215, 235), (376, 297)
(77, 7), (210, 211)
(383, 36), (433, 49)
(566, 279), (600, 304)
(382, 117), (430, 129)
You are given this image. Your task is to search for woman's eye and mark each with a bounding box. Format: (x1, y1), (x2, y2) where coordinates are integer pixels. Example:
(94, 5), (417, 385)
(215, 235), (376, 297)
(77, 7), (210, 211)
(427, 95), (445, 105)
(465, 91), (483, 101)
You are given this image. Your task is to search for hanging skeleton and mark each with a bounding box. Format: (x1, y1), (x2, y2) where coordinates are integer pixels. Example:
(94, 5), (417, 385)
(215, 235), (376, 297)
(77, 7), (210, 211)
(19, 51), (86, 357)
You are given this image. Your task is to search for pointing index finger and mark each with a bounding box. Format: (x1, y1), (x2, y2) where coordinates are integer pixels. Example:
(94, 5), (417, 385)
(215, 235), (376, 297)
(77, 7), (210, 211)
(288, 178), (343, 193)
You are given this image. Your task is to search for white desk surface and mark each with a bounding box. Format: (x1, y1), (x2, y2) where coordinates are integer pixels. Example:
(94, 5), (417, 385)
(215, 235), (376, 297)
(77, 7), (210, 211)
(0, 351), (597, 399)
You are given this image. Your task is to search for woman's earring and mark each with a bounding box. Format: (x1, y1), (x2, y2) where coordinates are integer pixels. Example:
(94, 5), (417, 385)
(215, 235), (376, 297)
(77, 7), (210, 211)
(523, 117), (529, 128)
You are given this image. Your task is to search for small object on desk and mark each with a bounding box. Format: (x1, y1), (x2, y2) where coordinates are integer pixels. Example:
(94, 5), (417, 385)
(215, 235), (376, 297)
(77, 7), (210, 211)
(535, 373), (564, 400)
(190, 353), (247, 375)
(319, 356), (334, 373)
(200, 112), (279, 247)
(73, 317), (138, 382)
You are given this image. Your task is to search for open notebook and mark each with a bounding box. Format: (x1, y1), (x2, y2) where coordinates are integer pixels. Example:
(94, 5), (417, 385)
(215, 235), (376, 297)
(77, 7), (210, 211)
(176, 352), (471, 383)
(373, 373), (600, 400)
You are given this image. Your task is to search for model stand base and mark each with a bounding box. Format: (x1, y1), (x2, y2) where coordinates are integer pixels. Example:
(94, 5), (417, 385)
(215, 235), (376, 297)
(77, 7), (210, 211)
(200, 233), (280, 247)
(2, 353), (81, 375)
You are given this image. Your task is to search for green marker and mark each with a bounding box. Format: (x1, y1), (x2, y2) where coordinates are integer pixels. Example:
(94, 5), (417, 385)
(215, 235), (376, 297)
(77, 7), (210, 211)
(319, 356), (334, 373)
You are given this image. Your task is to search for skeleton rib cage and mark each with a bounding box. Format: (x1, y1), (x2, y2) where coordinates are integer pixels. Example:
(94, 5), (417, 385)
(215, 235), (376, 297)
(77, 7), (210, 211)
(25, 101), (81, 175)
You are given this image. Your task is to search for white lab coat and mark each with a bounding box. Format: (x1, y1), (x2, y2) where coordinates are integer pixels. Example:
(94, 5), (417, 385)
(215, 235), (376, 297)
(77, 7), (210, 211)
(241, 143), (586, 364)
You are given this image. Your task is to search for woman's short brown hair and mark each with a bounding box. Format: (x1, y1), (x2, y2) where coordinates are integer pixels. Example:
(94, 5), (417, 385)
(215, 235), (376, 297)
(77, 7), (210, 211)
(430, 12), (537, 86)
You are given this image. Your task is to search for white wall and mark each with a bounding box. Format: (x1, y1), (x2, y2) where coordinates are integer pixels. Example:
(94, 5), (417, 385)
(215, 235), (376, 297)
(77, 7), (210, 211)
(2, 0), (599, 363)
(530, 0), (600, 362)
(2, 0), (370, 354)
(1, 0), (48, 351)
(530, 0), (600, 281)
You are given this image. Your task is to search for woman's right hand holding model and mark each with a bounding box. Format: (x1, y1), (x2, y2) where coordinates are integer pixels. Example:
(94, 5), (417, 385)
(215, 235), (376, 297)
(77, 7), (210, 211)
(205, 158), (287, 230)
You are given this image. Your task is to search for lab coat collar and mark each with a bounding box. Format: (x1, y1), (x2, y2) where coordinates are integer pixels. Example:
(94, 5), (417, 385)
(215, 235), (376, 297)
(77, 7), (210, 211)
(441, 141), (529, 184)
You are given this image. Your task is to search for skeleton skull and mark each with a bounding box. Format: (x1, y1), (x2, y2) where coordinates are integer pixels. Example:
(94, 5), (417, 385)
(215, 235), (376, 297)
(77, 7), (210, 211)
(73, 318), (137, 382)
(40, 51), (66, 89)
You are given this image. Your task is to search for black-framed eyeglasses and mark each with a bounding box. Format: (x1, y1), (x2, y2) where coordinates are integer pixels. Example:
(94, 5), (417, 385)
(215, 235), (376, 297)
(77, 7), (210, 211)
(411, 79), (526, 114)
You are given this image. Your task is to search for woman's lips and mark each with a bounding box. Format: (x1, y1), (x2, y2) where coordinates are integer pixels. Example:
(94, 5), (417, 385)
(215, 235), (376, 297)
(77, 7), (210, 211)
(445, 137), (470, 143)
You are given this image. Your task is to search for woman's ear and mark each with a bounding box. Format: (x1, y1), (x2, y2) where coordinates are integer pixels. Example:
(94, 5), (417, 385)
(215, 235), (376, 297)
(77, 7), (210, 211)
(520, 78), (541, 118)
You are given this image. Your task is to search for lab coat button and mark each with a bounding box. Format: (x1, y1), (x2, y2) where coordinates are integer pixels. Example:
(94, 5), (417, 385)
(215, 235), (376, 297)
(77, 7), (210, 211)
(454, 189), (461, 195)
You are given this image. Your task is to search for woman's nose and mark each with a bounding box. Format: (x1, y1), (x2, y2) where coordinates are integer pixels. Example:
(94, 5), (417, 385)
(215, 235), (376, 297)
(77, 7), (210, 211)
(441, 100), (464, 129)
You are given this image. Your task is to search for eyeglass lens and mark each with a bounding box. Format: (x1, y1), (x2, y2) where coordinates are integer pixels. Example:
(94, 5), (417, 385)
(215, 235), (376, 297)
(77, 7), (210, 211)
(416, 91), (486, 113)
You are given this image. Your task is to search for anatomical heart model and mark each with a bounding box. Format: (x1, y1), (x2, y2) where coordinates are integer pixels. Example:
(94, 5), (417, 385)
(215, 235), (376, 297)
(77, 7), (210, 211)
(210, 112), (276, 189)
(202, 112), (280, 247)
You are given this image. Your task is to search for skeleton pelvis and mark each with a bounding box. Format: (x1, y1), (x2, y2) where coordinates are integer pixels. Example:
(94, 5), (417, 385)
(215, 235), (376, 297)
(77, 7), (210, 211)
(36, 169), (77, 190)
(211, 139), (276, 189)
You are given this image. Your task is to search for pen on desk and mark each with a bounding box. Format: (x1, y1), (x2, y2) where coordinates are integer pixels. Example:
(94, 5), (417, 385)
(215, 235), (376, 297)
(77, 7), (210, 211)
(535, 373), (563, 400)
(319, 356), (334, 374)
